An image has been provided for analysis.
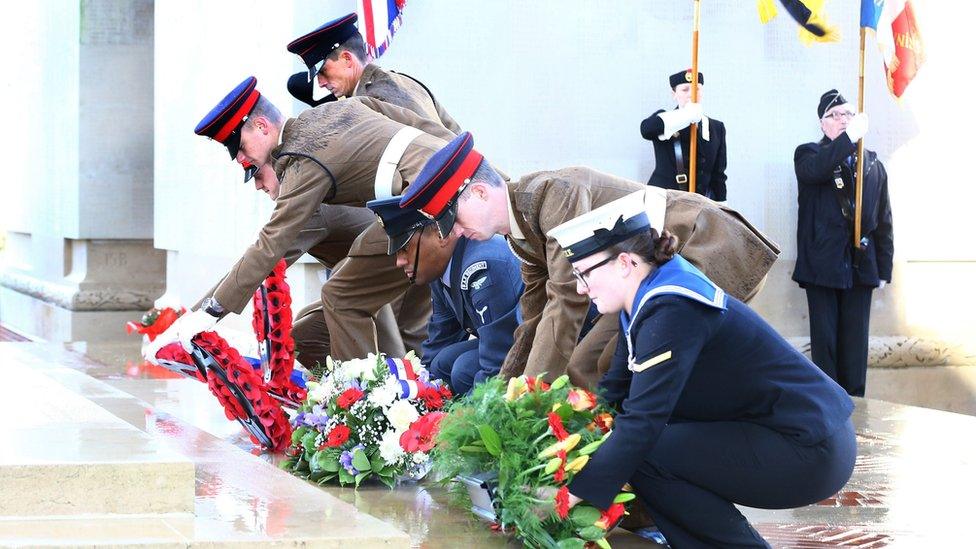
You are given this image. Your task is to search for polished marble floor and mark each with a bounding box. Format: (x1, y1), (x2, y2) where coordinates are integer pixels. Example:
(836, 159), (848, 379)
(2, 340), (974, 547)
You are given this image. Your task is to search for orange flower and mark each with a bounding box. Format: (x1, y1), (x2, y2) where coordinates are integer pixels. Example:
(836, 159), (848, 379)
(567, 389), (597, 411)
(589, 412), (613, 433)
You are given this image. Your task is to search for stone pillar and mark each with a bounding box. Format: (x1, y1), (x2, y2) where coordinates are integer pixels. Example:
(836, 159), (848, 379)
(0, 0), (162, 342)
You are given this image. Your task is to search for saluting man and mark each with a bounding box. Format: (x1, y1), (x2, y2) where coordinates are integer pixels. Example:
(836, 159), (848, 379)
(367, 197), (523, 395)
(288, 12), (461, 133)
(143, 76), (458, 362)
(398, 132), (779, 389)
(641, 69), (728, 202)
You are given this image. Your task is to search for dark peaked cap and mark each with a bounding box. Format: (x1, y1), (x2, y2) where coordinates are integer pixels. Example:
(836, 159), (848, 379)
(194, 76), (261, 161)
(287, 13), (359, 81)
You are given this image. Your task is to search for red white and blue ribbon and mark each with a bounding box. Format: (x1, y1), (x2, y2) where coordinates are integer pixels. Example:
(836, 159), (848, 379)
(387, 356), (421, 399)
(357, 0), (407, 60)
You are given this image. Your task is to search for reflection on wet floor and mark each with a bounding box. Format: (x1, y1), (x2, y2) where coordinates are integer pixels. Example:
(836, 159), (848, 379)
(3, 341), (974, 548)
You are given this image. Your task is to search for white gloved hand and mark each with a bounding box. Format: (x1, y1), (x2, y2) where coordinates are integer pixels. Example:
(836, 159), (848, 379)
(878, 280), (887, 290)
(173, 309), (218, 351)
(845, 112), (869, 142)
(657, 102), (704, 139)
(142, 323), (180, 365)
(682, 102), (704, 124)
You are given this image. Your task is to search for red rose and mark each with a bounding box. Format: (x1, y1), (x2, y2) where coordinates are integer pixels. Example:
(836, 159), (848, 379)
(336, 387), (365, 409)
(321, 424), (350, 448)
(547, 412), (569, 441)
(555, 486), (570, 519)
(399, 411), (446, 453)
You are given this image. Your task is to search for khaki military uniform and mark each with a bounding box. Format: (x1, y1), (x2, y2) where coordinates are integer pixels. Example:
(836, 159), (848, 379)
(209, 97), (455, 361)
(500, 167), (780, 388)
(356, 64), (461, 134)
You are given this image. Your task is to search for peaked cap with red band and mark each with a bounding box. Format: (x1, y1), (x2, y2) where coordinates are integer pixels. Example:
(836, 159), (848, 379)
(287, 13), (359, 82)
(194, 76), (261, 174)
(399, 131), (484, 238)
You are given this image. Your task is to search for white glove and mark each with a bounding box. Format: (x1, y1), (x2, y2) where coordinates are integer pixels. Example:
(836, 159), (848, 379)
(878, 281), (887, 290)
(657, 102), (704, 139)
(173, 309), (218, 350)
(142, 324), (176, 365)
(845, 112), (869, 142)
(142, 309), (217, 363)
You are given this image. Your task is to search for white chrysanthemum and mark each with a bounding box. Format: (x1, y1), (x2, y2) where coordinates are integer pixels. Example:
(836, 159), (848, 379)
(412, 451), (428, 464)
(386, 399), (420, 432)
(306, 381), (330, 404)
(367, 377), (399, 409)
(379, 429), (405, 465)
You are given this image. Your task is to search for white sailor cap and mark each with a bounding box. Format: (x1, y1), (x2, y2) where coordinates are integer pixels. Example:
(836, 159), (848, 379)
(546, 190), (652, 263)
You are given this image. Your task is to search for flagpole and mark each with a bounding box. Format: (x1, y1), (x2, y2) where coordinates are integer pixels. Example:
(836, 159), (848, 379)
(688, 0), (701, 195)
(854, 26), (867, 249)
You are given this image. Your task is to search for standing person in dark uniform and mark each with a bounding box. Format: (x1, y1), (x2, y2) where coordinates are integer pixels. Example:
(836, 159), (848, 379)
(366, 197), (523, 395)
(641, 69), (727, 202)
(793, 89), (894, 397)
(547, 195), (856, 549)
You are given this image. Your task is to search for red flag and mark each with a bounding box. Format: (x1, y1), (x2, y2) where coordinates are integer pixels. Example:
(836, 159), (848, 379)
(875, 0), (925, 98)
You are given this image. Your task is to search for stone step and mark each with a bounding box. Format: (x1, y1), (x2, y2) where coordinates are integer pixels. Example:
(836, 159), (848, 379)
(0, 358), (195, 518)
(0, 342), (411, 547)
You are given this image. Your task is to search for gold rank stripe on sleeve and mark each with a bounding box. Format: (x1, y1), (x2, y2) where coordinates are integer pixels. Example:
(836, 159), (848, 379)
(633, 350), (672, 373)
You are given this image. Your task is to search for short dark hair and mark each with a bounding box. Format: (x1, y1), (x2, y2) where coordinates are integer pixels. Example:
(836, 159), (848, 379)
(604, 228), (679, 267)
(326, 33), (367, 63)
(244, 95), (283, 128)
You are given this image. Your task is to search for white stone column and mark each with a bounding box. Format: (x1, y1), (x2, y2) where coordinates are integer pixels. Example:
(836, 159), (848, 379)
(0, 0), (163, 342)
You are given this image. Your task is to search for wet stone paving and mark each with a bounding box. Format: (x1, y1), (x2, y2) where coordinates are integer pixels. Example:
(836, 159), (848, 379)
(4, 341), (974, 548)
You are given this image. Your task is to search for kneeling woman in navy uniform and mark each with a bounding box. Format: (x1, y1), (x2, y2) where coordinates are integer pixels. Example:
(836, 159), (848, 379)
(550, 191), (857, 548)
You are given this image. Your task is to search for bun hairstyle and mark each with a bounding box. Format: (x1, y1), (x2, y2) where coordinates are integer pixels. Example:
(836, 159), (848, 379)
(605, 228), (679, 267)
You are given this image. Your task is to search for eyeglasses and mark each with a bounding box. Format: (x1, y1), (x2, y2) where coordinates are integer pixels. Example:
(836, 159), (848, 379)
(572, 256), (615, 289)
(822, 110), (855, 121)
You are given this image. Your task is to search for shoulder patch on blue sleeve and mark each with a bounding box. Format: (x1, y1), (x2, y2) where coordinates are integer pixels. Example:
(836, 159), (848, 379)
(460, 261), (488, 290)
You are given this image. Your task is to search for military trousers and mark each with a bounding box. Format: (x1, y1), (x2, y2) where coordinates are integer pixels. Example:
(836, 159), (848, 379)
(292, 300), (403, 370)
(321, 221), (432, 360)
(805, 285), (873, 397)
(427, 338), (480, 396)
(629, 419), (856, 548)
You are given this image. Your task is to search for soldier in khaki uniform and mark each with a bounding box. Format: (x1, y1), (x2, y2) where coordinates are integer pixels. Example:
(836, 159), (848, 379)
(144, 76), (456, 362)
(285, 13), (465, 358)
(399, 132), (780, 389)
(288, 12), (460, 133)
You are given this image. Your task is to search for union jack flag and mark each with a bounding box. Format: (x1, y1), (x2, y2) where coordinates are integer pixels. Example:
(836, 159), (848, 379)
(358, 0), (407, 60)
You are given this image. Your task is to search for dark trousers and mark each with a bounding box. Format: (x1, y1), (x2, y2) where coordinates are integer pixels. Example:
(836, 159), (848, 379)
(805, 285), (873, 396)
(630, 419), (856, 548)
(427, 338), (480, 395)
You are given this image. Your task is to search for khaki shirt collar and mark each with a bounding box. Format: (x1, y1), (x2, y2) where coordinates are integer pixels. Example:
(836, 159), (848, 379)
(506, 186), (525, 240)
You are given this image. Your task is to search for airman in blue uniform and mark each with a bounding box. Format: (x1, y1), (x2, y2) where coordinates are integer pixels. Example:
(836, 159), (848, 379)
(549, 193), (857, 548)
(366, 197), (523, 395)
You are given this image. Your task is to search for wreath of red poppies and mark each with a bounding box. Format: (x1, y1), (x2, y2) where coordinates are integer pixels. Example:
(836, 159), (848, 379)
(131, 259), (302, 451)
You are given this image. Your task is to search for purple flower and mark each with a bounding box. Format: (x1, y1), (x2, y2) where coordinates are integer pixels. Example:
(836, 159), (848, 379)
(303, 403), (330, 429)
(345, 379), (362, 391)
(291, 412), (306, 428)
(339, 444), (365, 476)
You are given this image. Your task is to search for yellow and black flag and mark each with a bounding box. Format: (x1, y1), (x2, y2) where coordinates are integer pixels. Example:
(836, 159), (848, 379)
(758, 0), (840, 44)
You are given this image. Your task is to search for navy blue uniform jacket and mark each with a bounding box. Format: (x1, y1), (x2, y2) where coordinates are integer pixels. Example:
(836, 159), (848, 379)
(793, 133), (893, 288)
(641, 109), (728, 201)
(569, 256), (854, 509)
(420, 236), (523, 386)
